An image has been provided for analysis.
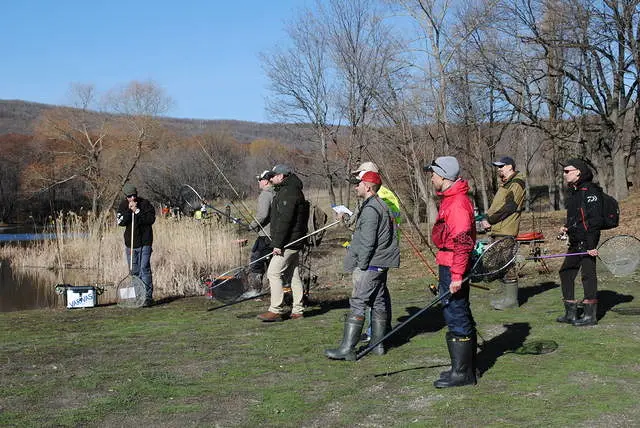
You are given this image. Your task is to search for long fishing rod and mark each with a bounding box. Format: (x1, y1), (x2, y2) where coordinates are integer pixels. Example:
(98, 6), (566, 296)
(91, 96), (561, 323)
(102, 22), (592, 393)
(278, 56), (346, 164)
(207, 220), (340, 294)
(196, 138), (271, 239)
(182, 184), (247, 225)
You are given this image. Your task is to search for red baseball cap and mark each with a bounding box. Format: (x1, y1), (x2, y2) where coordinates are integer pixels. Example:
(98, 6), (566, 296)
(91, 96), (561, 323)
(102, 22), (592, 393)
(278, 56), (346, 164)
(360, 171), (382, 185)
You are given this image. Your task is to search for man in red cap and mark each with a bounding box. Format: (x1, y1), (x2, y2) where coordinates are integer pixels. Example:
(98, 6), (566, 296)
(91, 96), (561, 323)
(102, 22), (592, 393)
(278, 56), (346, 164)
(325, 171), (400, 360)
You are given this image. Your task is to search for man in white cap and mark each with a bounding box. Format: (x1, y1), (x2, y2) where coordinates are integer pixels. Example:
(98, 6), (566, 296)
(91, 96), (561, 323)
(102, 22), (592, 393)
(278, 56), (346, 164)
(480, 156), (526, 310)
(424, 156), (477, 388)
(247, 170), (275, 291)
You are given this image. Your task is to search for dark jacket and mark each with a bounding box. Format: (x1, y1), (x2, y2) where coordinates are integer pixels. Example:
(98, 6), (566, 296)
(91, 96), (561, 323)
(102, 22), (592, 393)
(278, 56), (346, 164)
(565, 176), (603, 251)
(344, 195), (400, 272)
(117, 196), (156, 248)
(270, 174), (308, 250)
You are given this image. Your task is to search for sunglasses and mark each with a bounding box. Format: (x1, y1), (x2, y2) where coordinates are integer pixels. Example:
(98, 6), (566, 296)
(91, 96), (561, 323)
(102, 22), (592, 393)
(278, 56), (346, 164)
(563, 169), (577, 174)
(126, 194), (137, 198)
(424, 160), (446, 174)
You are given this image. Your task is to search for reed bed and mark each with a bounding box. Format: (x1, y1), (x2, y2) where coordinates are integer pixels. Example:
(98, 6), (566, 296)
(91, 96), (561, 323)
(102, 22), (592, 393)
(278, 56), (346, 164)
(0, 212), (246, 304)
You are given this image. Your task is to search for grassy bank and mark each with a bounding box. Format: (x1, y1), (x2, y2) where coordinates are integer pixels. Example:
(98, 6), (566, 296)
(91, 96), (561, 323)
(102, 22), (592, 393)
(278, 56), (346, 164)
(1, 265), (639, 426)
(2, 194), (640, 426)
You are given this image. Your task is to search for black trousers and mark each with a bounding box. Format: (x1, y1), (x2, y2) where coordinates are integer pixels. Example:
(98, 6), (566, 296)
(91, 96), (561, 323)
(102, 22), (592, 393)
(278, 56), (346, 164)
(250, 236), (273, 274)
(559, 244), (597, 301)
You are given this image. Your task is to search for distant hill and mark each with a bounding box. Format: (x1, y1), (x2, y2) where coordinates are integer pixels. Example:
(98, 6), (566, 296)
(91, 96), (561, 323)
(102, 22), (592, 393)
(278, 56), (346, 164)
(0, 99), (307, 145)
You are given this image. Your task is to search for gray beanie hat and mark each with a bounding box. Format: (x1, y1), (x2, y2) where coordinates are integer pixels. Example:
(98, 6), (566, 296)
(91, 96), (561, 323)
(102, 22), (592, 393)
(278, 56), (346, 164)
(424, 156), (460, 181)
(123, 183), (137, 196)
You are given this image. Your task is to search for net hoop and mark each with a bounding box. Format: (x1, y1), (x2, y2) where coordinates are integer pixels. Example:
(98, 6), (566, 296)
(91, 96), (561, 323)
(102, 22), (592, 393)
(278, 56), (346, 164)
(116, 275), (147, 308)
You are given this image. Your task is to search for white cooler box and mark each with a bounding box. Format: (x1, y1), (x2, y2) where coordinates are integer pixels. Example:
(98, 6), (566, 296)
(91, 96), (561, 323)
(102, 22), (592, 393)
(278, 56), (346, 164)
(66, 286), (97, 309)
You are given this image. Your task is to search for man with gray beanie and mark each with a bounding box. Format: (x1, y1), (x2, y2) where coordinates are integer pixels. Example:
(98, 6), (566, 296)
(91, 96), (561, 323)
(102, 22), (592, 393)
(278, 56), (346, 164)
(424, 156), (478, 388)
(257, 164), (309, 322)
(117, 183), (156, 306)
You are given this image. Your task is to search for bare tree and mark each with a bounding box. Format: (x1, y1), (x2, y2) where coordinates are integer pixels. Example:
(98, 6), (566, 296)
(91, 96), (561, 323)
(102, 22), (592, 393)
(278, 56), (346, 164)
(34, 80), (173, 219)
(261, 10), (340, 204)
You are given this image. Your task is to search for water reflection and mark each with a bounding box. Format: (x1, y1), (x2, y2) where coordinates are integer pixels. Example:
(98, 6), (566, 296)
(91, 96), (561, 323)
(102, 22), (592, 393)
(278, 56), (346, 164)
(0, 259), (63, 312)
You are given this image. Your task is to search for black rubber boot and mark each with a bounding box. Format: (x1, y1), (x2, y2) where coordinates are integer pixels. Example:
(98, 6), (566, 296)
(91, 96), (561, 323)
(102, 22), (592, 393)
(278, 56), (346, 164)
(556, 300), (578, 324)
(434, 334), (477, 388)
(439, 332), (479, 380)
(369, 310), (388, 356)
(438, 331), (454, 380)
(324, 314), (365, 361)
(573, 300), (597, 326)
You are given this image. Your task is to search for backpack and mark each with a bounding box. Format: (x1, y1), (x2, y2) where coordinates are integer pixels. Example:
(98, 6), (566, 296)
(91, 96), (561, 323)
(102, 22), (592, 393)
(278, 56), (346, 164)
(306, 201), (328, 247)
(600, 192), (619, 230)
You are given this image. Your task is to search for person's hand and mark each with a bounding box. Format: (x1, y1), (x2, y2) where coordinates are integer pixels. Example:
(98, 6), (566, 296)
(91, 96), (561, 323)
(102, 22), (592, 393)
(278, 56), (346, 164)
(587, 249), (598, 257)
(480, 219), (491, 230)
(128, 200), (138, 211)
(449, 279), (462, 294)
(273, 248), (283, 256)
(560, 226), (568, 233)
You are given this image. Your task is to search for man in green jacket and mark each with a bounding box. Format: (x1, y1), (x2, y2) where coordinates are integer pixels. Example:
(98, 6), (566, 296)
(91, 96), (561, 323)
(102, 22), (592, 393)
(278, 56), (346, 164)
(480, 156), (526, 310)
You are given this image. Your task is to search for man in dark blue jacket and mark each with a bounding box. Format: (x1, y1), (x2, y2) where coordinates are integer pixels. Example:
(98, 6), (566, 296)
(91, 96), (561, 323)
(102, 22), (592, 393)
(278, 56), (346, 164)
(257, 164), (309, 322)
(556, 158), (604, 326)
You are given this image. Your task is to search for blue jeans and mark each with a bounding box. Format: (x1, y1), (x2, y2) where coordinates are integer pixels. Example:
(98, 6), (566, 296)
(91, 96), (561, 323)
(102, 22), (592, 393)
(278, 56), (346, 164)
(126, 245), (153, 300)
(439, 265), (475, 337)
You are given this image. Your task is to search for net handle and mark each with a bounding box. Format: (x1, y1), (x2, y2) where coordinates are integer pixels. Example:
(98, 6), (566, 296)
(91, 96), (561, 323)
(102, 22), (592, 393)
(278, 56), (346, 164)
(129, 211), (135, 275)
(525, 234), (640, 260)
(357, 236), (518, 360)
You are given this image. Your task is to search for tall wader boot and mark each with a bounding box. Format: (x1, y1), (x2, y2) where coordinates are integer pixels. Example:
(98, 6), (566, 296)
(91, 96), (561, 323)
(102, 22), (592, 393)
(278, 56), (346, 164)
(369, 310), (388, 356)
(324, 314), (365, 361)
(556, 300), (578, 323)
(491, 282), (519, 310)
(434, 334), (477, 388)
(438, 332), (479, 381)
(573, 299), (598, 326)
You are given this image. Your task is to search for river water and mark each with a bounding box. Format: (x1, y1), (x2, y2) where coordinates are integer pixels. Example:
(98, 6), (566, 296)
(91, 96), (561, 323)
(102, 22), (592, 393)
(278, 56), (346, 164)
(0, 225), (68, 312)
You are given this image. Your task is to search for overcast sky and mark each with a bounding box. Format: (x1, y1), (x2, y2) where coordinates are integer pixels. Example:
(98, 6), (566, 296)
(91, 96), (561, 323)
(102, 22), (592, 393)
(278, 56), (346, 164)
(1, 0), (313, 122)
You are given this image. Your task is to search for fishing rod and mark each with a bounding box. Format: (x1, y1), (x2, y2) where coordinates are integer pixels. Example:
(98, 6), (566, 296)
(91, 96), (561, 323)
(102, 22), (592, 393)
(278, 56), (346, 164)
(181, 184), (247, 225)
(196, 138), (271, 238)
(207, 220), (340, 294)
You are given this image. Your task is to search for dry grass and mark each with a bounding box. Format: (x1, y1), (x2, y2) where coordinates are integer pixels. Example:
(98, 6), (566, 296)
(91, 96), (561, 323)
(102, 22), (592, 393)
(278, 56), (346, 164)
(0, 213), (246, 303)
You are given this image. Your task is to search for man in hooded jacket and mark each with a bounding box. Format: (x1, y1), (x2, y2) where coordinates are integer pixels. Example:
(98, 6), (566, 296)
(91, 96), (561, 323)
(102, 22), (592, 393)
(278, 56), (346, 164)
(257, 164), (309, 322)
(556, 158), (603, 326)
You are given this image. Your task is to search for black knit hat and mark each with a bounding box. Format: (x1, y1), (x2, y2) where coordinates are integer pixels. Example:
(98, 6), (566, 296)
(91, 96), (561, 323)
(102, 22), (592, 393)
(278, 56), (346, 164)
(561, 158), (593, 182)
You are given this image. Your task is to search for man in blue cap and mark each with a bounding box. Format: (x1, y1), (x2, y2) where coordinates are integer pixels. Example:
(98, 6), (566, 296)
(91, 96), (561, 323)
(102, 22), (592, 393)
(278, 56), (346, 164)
(480, 156), (526, 310)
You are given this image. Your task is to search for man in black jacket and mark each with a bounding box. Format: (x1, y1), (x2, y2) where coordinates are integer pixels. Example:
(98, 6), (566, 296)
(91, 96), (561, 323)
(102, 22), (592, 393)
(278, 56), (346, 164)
(257, 164), (309, 322)
(117, 183), (156, 307)
(556, 158), (603, 326)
